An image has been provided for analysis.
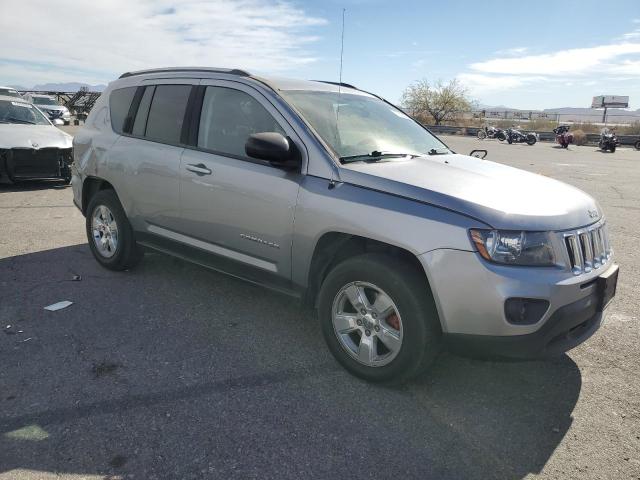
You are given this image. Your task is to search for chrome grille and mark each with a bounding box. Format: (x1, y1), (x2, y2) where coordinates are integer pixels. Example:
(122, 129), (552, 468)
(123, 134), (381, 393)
(564, 223), (611, 274)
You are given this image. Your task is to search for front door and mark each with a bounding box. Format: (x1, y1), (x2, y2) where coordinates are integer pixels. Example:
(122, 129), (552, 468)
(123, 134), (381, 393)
(178, 81), (304, 280)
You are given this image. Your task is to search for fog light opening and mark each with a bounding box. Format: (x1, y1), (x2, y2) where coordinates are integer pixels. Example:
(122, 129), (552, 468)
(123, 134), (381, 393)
(504, 298), (550, 325)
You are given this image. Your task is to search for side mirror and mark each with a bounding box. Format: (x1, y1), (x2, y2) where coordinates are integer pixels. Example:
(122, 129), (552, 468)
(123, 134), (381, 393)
(469, 149), (488, 159)
(245, 132), (300, 170)
(52, 118), (64, 126)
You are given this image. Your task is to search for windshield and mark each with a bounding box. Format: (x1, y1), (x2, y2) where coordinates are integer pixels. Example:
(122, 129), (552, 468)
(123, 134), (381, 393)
(0, 99), (51, 125)
(0, 88), (21, 98)
(280, 90), (448, 160)
(32, 96), (59, 106)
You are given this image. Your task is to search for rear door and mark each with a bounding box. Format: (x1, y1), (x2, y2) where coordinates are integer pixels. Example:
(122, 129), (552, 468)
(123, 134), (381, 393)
(110, 80), (195, 232)
(178, 80), (304, 280)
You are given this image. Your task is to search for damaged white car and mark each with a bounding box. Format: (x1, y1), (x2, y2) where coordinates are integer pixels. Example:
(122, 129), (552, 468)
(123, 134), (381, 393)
(0, 95), (73, 183)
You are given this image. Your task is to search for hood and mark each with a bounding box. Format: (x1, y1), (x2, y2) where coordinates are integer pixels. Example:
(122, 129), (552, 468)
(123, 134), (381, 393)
(338, 154), (601, 231)
(0, 124), (73, 150)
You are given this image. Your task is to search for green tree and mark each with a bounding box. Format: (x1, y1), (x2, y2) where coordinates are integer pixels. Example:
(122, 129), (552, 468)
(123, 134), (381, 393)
(401, 79), (473, 125)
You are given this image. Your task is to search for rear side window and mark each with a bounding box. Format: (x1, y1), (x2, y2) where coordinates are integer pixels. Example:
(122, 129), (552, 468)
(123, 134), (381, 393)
(109, 87), (137, 134)
(197, 86), (284, 158)
(144, 85), (191, 144)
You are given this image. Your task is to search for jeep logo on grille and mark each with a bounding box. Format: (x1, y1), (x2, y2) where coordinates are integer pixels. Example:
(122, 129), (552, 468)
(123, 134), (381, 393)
(588, 209), (598, 218)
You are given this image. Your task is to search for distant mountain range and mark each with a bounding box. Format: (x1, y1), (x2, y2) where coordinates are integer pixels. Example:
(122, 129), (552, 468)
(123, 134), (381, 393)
(9, 82), (107, 92)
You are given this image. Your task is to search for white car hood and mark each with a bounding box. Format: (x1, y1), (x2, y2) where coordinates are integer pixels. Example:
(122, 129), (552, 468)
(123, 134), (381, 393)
(0, 124), (72, 150)
(339, 154), (601, 231)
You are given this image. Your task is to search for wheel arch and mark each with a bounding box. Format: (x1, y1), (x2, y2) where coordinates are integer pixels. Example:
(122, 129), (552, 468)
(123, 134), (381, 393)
(303, 232), (434, 308)
(82, 176), (116, 215)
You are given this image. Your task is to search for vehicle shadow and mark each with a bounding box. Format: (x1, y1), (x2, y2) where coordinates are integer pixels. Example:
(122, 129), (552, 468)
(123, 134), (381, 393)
(0, 245), (581, 480)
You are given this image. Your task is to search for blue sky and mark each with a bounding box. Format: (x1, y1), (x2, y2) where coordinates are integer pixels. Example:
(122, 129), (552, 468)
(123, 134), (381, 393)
(2, 0), (640, 109)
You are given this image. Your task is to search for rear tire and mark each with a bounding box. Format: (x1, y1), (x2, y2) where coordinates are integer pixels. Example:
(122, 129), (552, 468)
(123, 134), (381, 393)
(496, 132), (506, 141)
(610, 146), (616, 153)
(635, 140), (640, 150)
(526, 135), (537, 146)
(317, 253), (441, 383)
(477, 130), (487, 140)
(86, 189), (143, 271)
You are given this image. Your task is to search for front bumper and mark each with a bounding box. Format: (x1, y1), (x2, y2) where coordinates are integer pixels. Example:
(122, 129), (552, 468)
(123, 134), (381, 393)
(419, 248), (617, 358)
(444, 291), (604, 359)
(0, 147), (73, 181)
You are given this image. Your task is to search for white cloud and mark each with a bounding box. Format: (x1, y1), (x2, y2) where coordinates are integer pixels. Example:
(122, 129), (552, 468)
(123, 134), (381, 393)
(470, 42), (640, 76)
(457, 25), (640, 102)
(0, 0), (327, 87)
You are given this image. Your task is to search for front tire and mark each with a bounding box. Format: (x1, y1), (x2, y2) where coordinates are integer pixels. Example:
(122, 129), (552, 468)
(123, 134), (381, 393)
(635, 140), (640, 150)
(496, 132), (506, 141)
(318, 253), (441, 383)
(86, 189), (143, 271)
(477, 130), (487, 140)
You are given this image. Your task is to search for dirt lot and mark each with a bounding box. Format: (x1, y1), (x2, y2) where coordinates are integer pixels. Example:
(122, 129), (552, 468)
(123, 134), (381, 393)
(1, 135), (639, 479)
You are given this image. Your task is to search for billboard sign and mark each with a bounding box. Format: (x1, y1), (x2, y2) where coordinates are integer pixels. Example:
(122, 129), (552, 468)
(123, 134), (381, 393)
(592, 95), (629, 108)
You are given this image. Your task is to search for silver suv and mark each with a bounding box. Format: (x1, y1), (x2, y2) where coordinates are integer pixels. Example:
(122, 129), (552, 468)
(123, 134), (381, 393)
(72, 67), (619, 382)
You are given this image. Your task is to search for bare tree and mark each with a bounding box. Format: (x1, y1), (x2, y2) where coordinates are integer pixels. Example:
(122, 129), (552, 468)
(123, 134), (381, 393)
(401, 79), (473, 125)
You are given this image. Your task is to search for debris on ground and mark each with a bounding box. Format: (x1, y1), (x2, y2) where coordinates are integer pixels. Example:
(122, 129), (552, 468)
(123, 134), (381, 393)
(44, 300), (73, 311)
(92, 361), (121, 378)
(72, 275), (82, 281)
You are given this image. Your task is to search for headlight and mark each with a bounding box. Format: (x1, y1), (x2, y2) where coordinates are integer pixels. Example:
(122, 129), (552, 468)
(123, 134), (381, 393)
(469, 229), (555, 266)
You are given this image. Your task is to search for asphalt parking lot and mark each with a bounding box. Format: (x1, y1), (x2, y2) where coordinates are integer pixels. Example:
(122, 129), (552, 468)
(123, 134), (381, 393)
(1, 134), (639, 479)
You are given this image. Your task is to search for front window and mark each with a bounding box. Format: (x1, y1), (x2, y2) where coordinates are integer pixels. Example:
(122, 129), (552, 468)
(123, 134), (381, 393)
(0, 99), (51, 125)
(198, 86), (284, 158)
(32, 96), (59, 106)
(280, 90), (448, 160)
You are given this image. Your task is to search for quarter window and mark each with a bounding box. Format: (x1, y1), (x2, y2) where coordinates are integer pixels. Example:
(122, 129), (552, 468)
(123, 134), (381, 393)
(197, 87), (284, 158)
(145, 85), (191, 144)
(132, 86), (155, 136)
(109, 87), (137, 134)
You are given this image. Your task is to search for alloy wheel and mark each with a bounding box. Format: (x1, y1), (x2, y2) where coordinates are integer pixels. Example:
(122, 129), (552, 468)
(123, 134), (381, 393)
(331, 281), (403, 367)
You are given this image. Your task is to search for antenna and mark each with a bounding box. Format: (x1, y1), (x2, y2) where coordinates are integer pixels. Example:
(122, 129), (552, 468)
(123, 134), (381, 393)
(339, 8), (345, 89)
(335, 8), (346, 149)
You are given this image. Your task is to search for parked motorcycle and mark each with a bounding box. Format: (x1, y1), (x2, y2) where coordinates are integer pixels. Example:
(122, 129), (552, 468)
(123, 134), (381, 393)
(505, 127), (538, 145)
(599, 128), (618, 153)
(553, 125), (573, 148)
(477, 125), (506, 141)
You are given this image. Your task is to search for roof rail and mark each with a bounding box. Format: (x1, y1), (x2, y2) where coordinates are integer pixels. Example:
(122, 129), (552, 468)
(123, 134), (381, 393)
(312, 80), (358, 90)
(119, 67), (251, 79)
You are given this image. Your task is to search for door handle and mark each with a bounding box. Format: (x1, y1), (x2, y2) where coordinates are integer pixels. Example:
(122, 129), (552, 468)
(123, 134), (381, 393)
(186, 163), (212, 176)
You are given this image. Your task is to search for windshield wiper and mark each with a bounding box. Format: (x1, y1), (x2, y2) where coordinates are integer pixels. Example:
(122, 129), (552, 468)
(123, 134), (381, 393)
(340, 151), (419, 164)
(5, 117), (36, 125)
(427, 148), (450, 155)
